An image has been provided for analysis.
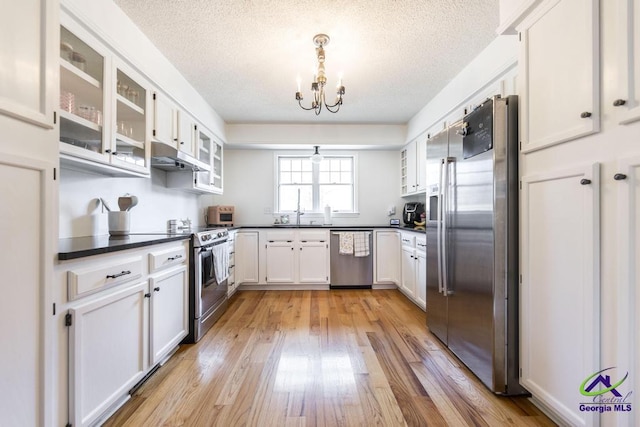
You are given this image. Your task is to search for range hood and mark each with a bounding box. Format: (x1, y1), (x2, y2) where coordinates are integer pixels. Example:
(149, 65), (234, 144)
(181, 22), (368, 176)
(150, 142), (210, 172)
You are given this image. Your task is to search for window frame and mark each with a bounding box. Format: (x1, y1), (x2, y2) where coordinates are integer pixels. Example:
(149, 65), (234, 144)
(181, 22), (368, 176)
(274, 152), (359, 217)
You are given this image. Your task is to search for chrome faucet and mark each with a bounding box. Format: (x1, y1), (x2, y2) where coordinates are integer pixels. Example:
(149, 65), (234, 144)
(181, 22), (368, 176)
(295, 188), (304, 225)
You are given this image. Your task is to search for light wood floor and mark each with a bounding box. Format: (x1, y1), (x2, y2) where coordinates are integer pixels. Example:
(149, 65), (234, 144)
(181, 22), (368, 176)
(105, 290), (555, 426)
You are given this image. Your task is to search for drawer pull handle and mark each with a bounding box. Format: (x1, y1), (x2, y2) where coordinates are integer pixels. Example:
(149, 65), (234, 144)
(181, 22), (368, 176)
(613, 99), (627, 107)
(580, 179), (592, 185)
(614, 173), (627, 181)
(167, 255), (183, 261)
(154, 287), (160, 292)
(580, 112), (592, 118)
(106, 270), (131, 279)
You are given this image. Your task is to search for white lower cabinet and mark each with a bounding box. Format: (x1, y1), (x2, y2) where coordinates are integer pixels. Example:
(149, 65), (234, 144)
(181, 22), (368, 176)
(68, 281), (149, 427)
(415, 247), (427, 308)
(400, 245), (416, 299)
(263, 230), (329, 285)
(265, 241), (296, 283)
(60, 240), (189, 427)
(236, 231), (259, 285)
(149, 266), (188, 365)
(374, 230), (400, 284)
(398, 232), (426, 310)
(299, 241), (329, 283)
(520, 164), (600, 427)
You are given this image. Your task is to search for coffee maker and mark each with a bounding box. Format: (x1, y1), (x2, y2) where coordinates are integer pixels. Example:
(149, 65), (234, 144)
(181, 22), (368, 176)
(403, 202), (425, 225)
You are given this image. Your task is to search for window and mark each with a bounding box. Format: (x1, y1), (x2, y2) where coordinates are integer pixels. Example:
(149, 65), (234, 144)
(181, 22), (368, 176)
(277, 155), (356, 213)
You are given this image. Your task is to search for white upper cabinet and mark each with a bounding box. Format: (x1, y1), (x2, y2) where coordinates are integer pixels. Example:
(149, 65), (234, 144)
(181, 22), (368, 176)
(0, 0), (56, 128)
(112, 61), (150, 174)
(614, 0), (640, 124)
(176, 110), (195, 156)
(518, 0), (599, 152)
(402, 137), (427, 195)
(59, 20), (109, 165)
(152, 91), (176, 147)
(59, 14), (151, 177)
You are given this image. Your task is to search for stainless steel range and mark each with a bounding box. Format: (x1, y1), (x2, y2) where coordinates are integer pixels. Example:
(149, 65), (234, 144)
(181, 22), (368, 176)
(185, 228), (229, 343)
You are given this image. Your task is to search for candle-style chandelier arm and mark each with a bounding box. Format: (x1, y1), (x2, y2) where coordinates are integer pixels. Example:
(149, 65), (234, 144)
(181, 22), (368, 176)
(295, 34), (345, 116)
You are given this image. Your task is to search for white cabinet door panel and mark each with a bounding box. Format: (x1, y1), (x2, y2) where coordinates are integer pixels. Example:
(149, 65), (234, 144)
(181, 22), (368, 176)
(616, 0), (640, 124)
(150, 266), (188, 365)
(400, 246), (416, 298)
(0, 0), (55, 128)
(0, 156), (54, 427)
(69, 282), (149, 427)
(520, 163), (600, 427)
(519, 0), (599, 152)
(236, 232), (259, 284)
(616, 156), (640, 427)
(299, 242), (328, 283)
(266, 242), (295, 283)
(375, 231), (400, 284)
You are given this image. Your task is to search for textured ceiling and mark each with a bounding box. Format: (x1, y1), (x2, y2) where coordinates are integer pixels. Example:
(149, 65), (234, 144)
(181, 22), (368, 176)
(113, 0), (499, 124)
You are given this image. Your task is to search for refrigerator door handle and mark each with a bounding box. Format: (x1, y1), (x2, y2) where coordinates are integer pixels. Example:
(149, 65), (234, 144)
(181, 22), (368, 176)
(437, 159), (444, 294)
(442, 157), (453, 296)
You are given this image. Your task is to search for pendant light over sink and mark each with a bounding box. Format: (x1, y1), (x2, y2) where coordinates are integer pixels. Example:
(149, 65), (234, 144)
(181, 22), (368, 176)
(310, 146), (323, 164)
(295, 34), (345, 115)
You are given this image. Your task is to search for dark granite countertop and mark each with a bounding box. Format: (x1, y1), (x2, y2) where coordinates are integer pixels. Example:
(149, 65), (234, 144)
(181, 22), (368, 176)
(229, 224), (426, 234)
(58, 234), (191, 261)
(59, 225), (425, 261)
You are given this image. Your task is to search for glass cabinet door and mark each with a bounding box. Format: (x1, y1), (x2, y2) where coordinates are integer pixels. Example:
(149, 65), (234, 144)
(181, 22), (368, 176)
(113, 67), (148, 172)
(211, 141), (223, 192)
(59, 25), (107, 160)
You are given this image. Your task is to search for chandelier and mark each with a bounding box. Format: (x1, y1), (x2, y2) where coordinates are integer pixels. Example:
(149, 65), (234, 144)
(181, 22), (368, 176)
(295, 34), (345, 115)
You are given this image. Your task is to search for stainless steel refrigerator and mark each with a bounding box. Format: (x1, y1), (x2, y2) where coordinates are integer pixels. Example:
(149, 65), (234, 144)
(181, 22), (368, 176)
(425, 95), (526, 395)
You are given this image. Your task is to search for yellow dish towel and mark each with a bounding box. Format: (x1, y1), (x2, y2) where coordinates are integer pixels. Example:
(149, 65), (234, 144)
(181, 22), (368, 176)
(338, 232), (354, 255)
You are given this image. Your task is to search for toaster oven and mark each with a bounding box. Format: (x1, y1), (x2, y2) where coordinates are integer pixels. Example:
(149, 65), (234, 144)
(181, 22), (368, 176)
(207, 205), (234, 226)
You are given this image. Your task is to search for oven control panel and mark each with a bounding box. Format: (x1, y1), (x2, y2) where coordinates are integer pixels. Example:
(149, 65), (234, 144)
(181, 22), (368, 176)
(193, 228), (228, 247)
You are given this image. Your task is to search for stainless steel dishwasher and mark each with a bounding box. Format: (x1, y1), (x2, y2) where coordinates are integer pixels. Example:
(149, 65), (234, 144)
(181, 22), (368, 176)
(330, 230), (373, 289)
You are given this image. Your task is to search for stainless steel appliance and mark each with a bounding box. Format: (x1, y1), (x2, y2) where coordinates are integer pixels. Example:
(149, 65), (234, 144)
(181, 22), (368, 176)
(426, 95), (526, 395)
(402, 202), (424, 225)
(185, 228), (229, 343)
(329, 230), (373, 288)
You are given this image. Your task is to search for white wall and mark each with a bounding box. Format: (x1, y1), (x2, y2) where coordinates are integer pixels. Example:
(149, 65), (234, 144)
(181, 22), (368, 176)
(226, 123), (406, 148)
(407, 35), (518, 142)
(204, 149), (405, 226)
(59, 168), (203, 238)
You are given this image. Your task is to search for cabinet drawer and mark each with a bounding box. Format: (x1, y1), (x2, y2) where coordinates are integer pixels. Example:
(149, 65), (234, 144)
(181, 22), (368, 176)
(148, 245), (187, 273)
(266, 230), (295, 241)
(415, 237), (426, 252)
(298, 230), (328, 242)
(400, 234), (415, 248)
(68, 256), (143, 301)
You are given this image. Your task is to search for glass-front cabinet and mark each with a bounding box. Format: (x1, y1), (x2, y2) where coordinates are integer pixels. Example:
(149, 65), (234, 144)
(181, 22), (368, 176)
(195, 126), (223, 194)
(59, 24), (107, 163)
(59, 17), (150, 177)
(113, 64), (149, 173)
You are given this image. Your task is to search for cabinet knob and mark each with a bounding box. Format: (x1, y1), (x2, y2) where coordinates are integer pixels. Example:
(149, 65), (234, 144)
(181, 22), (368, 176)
(580, 178), (592, 185)
(154, 286), (160, 292)
(144, 293), (151, 298)
(613, 99), (627, 107)
(173, 138), (178, 142)
(614, 173), (628, 181)
(580, 112), (592, 118)
(105, 150), (118, 155)
(180, 141), (185, 145)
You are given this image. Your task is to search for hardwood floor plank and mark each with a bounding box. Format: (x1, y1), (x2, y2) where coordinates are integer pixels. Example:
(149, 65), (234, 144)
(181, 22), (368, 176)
(105, 290), (555, 427)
